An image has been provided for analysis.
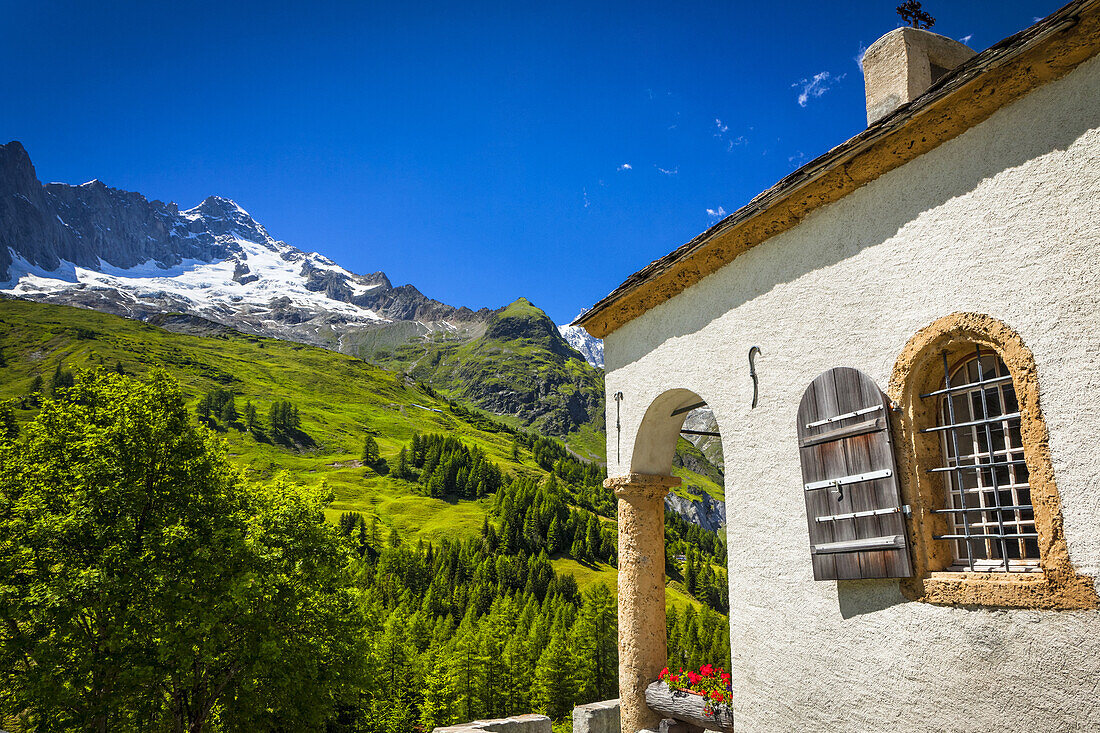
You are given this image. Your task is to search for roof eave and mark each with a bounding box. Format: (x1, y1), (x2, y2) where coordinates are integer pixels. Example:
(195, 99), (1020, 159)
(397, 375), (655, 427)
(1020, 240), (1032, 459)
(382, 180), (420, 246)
(575, 0), (1100, 338)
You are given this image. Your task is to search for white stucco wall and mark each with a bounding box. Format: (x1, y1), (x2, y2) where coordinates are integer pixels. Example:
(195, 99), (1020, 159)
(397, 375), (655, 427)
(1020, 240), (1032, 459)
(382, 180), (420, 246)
(603, 53), (1100, 732)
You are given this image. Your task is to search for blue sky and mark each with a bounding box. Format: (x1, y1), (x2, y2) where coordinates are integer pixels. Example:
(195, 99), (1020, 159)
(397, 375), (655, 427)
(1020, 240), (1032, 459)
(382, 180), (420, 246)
(1, 1), (1064, 324)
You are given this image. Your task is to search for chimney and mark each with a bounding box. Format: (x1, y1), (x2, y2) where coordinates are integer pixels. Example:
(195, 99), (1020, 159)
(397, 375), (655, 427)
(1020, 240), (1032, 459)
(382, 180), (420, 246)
(862, 27), (975, 125)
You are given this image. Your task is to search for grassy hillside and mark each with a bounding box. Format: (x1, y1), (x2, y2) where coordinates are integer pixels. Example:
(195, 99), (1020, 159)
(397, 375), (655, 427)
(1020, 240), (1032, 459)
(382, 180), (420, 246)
(369, 298), (605, 440)
(0, 297), (542, 544)
(0, 298), (725, 613)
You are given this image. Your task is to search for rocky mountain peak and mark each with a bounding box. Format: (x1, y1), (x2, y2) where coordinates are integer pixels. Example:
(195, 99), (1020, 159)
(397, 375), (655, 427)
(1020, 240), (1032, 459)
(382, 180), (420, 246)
(0, 141), (39, 198)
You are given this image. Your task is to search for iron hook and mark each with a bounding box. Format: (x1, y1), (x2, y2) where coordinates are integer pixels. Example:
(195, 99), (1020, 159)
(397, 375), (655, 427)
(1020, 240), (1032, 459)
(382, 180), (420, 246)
(748, 346), (762, 409)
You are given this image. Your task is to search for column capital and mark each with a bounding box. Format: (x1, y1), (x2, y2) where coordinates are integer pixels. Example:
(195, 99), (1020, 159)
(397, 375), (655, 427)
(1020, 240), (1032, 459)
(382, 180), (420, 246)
(604, 473), (681, 500)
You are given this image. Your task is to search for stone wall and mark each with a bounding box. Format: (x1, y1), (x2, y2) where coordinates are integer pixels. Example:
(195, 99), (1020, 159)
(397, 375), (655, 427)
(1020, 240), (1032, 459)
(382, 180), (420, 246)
(572, 699), (621, 733)
(602, 52), (1100, 731)
(433, 714), (551, 733)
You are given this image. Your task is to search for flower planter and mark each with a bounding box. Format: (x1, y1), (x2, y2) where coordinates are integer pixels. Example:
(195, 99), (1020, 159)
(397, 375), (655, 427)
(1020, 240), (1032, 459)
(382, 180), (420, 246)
(645, 681), (736, 732)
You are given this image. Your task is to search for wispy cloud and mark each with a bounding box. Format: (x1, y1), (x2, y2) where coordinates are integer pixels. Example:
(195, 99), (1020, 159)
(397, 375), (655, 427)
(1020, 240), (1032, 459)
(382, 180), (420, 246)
(706, 206), (727, 220)
(788, 151), (807, 168)
(854, 45), (868, 72)
(794, 71), (846, 107)
(958, 33), (973, 45)
(583, 188), (590, 208)
(713, 118), (747, 152)
(656, 166), (678, 176)
(617, 163), (632, 171)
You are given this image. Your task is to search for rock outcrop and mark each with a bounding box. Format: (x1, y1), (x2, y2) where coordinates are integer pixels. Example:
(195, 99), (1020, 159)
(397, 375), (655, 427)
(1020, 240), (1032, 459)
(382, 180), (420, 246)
(664, 491), (726, 534)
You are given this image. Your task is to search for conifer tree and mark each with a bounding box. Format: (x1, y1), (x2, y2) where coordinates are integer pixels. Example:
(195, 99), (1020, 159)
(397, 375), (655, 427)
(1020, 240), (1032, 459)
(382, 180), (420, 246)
(362, 435), (380, 465)
(533, 628), (577, 720)
(428, 467), (446, 498)
(450, 626), (482, 723)
(243, 401), (257, 432)
(26, 375), (43, 407)
(523, 510), (541, 551)
(395, 447), (410, 479)
(547, 515), (562, 555)
(0, 399), (18, 441)
(197, 394), (212, 422)
(666, 605), (681, 665)
(501, 634), (529, 712)
(358, 517), (370, 556)
(419, 651), (454, 730)
(49, 362), (74, 398)
(685, 549), (698, 596)
(219, 396), (237, 425)
(572, 583), (617, 702)
(585, 515), (601, 560)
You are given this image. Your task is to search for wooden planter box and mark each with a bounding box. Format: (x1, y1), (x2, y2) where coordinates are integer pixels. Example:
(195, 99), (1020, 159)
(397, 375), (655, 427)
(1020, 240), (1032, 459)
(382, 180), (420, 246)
(645, 681), (735, 732)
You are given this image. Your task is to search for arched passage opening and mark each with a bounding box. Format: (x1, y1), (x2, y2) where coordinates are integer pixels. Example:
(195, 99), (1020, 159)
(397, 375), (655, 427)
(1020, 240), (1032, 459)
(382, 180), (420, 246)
(614, 388), (730, 731)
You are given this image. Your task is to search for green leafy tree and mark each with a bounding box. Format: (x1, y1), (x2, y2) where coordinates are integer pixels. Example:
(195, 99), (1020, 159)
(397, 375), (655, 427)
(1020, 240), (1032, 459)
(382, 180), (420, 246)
(0, 370), (246, 730)
(0, 370), (363, 732)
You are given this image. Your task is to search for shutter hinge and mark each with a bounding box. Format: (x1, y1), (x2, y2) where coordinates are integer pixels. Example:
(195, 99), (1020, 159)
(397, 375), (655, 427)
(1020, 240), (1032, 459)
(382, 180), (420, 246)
(902, 504), (912, 517)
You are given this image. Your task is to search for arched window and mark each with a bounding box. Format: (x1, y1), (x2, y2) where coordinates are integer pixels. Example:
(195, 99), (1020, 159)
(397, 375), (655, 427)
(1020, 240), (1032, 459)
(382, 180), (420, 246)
(890, 312), (1097, 609)
(926, 347), (1038, 572)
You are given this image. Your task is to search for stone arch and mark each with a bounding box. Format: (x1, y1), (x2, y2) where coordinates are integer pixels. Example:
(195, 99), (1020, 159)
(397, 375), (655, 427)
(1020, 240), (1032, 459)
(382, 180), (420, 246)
(613, 387), (728, 732)
(630, 388), (712, 475)
(888, 311), (1097, 609)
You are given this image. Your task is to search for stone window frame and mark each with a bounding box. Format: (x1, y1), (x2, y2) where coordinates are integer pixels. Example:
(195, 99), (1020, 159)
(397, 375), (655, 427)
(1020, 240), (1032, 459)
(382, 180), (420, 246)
(888, 312), (1098, 610)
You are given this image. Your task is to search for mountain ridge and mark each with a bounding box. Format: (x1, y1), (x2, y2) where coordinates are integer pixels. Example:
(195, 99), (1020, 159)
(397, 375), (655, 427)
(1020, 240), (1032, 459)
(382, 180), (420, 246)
(0, 141), (604, 435)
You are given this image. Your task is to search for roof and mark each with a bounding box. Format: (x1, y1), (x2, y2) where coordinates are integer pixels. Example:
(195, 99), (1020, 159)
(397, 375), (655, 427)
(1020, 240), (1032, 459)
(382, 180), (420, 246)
(575, 0), (1100, 339)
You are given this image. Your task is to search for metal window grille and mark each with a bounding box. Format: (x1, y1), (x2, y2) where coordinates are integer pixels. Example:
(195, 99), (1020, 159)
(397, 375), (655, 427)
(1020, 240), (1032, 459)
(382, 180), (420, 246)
(921, 347), (1040, 572)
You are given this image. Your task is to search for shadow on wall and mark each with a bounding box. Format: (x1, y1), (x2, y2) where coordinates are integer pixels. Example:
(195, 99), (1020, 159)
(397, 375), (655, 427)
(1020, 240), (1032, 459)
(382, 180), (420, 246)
(837, 579), (908, 619)
(606, 62), (1098, 373)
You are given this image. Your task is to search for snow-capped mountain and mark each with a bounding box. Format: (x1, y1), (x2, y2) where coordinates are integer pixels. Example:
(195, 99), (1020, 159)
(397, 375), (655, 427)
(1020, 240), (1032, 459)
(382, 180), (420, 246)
(558, 311), (603, 368)
(0, 141), (491, 348)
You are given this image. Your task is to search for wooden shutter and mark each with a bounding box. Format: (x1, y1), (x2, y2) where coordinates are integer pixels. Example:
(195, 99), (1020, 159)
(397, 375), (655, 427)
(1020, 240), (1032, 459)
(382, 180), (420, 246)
(796, 367), (912, 580)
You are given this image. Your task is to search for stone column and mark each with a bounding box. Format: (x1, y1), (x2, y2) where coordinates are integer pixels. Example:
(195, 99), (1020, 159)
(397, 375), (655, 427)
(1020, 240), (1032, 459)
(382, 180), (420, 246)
(606, 473), (681, 733)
